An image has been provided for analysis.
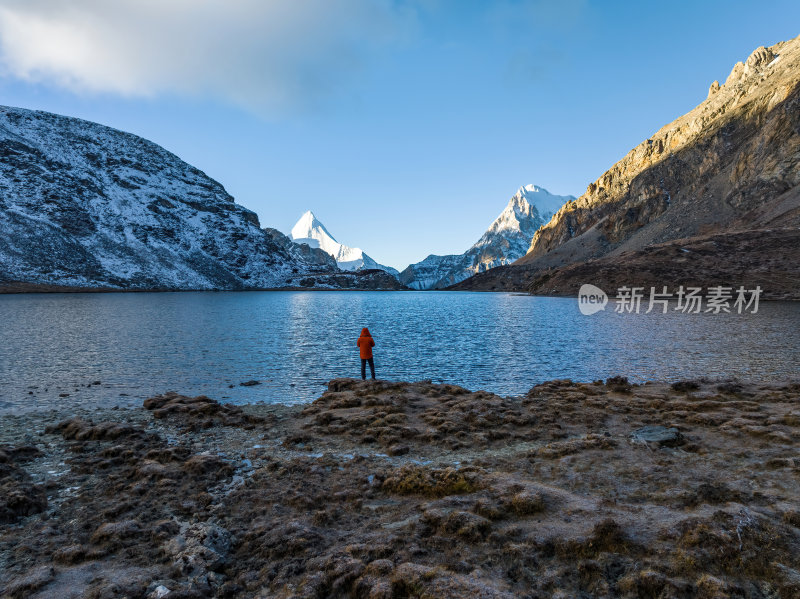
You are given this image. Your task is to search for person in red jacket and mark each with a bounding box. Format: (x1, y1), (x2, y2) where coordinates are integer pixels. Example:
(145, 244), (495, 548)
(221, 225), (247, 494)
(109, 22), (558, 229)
(357, 327), (376, 380)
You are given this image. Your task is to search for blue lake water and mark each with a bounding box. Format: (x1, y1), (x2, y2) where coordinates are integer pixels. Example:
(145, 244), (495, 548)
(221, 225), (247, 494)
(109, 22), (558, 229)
(1, 291), (798, 413)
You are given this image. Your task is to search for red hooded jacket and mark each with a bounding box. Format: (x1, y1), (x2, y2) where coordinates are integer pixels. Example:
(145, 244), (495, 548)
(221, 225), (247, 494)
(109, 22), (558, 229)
(357, 328), (375, 359)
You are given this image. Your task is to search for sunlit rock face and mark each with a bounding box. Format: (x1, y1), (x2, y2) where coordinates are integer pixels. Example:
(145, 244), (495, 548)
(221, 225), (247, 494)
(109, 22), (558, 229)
(453, 36), (800, 294)
(519, 37), (800, 267)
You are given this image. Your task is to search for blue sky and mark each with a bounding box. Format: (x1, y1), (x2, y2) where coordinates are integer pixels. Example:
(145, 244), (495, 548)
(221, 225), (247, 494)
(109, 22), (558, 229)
(0, 1), (797, 270)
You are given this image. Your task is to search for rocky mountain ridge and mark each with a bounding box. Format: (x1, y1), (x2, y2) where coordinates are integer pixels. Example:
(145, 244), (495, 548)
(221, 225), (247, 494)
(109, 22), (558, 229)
(522, 37), (800, 264)
(0, 106), (400, 291)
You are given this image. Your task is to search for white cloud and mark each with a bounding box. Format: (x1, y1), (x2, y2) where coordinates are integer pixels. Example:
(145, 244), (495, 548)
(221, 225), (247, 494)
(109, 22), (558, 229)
(0, 0), (412, 115)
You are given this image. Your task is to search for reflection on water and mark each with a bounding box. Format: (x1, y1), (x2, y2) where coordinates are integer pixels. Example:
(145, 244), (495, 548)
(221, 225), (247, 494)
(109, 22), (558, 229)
(1, 291), (798, 412)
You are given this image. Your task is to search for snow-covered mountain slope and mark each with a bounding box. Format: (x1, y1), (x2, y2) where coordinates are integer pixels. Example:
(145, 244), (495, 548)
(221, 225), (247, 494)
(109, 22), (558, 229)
(471, 185), (572, 260)
(290, 210), (399, 276)
(397, 253), (468, 291)
(399, 185), (574, 290)
(0, 105), (405, 290)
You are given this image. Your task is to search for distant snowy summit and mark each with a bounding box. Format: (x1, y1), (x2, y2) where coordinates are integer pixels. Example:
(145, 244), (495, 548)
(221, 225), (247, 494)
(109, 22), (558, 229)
(399, 185), (575, 290)
(290, 211), (399, 276)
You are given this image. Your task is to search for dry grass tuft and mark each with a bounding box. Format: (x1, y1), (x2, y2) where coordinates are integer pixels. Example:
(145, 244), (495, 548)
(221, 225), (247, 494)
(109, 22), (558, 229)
(382, 465), (485, 497)
(534, 434), (616, 459)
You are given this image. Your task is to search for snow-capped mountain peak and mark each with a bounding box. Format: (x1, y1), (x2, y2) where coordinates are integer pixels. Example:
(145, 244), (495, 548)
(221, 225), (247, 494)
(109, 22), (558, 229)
(473, 185), (575, 250)
(289, 211), (398, 276)
(290, 210), (361, 263)
(485, 195), (536, 236)
(399, 184), (575, 290)
(291, 210), (338, 244)
(513, 185), (572, 219)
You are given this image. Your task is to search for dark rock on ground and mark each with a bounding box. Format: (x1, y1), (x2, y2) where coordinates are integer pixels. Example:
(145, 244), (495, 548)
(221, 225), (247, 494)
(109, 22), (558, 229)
(672, 380), (702, 392)
(0, 445), (47, 524)
(631, 425), (683, 446)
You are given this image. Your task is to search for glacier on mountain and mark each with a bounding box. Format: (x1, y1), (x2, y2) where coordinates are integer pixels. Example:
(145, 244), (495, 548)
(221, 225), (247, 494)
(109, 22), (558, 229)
(290, 210), (399, 276)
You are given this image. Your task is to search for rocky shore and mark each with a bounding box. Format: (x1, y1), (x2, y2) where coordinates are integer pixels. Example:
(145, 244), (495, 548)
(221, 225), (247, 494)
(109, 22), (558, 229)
(2, 378), (799, 598)
(0, 267), (408, 294)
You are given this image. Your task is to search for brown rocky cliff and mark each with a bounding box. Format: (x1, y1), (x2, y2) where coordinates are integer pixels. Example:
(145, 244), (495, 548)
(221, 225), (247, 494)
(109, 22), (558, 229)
(518, 36), (800, 267)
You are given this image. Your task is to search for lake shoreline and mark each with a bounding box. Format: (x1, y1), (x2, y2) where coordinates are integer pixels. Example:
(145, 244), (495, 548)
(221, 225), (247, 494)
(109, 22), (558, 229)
(4, 281), (800, 303)
(2, 377), (800, 597)
(0, 282), (413, 294)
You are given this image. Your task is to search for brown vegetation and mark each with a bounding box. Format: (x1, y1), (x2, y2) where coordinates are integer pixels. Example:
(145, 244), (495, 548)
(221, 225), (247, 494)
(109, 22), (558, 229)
(2, 377), (800, 597)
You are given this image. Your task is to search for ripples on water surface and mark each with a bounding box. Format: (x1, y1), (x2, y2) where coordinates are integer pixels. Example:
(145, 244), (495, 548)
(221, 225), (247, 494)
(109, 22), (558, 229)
(1, 291), (798, 412)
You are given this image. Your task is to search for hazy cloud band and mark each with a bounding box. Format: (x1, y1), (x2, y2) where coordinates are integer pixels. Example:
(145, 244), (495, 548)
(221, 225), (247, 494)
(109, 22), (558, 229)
(0, 0), (410, 115)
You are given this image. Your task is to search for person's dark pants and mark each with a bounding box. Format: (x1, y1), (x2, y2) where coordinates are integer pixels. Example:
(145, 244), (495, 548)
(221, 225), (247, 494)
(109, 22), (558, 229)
(361, 358), (375, 380)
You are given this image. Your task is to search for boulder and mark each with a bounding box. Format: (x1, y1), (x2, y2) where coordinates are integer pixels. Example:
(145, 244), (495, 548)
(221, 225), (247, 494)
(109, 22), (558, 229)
(631, 426), (683, 447)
